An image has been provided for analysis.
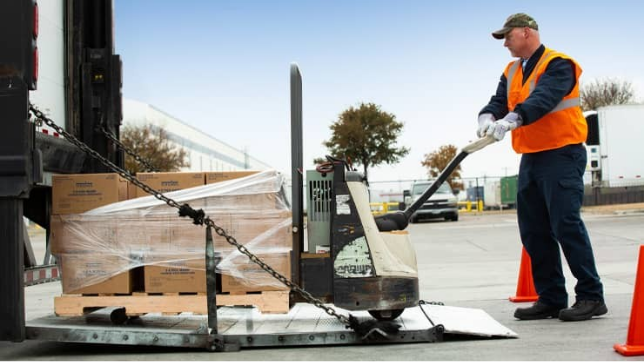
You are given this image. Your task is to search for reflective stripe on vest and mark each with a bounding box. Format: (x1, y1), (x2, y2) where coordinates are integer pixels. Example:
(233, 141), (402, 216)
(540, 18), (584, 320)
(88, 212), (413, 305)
(506, 61), (520, 100)
(506, 50), (580, 115)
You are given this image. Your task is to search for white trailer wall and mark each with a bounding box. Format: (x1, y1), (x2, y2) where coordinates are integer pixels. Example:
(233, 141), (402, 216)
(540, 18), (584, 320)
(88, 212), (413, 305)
(30, 0), (66, 131)
(597, 104), (644, 187)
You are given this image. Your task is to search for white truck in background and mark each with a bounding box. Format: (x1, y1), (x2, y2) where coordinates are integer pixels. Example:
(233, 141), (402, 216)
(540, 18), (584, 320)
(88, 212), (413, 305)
(585, 104), (644, 187)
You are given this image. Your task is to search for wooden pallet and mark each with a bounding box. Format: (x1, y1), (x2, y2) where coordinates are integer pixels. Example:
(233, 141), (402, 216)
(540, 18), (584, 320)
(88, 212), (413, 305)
(54, 290), (290, 317)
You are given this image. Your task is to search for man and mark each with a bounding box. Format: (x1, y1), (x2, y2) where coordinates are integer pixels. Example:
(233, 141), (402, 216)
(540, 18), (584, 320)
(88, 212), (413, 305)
(478, 13), (607, 321)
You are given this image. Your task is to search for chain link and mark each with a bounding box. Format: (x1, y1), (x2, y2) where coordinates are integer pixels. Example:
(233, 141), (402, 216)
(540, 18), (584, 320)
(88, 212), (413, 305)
(207, 220), (349, 325)
(100, 127), (158, 172)
(29, 103), (351, 327)
(30, 105), (181, 210)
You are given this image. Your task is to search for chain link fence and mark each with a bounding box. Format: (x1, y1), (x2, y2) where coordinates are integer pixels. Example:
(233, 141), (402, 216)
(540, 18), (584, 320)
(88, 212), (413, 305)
(366, 176), (644, 210)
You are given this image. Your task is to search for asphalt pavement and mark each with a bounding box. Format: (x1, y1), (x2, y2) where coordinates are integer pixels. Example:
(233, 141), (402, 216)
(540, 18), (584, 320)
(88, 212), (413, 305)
(2, 207), (644, 360)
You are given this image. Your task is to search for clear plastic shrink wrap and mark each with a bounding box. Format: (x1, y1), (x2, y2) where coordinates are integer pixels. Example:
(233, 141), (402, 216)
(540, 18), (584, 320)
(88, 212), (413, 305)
(51, 170), (292, 293)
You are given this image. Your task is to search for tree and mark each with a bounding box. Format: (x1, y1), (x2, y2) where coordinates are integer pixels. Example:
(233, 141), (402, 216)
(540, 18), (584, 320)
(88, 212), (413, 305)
(421, 144), (463, 191)
(120, 123), (190, 174)
(580, 78), (636, 111)
(320, 102), (409, 180)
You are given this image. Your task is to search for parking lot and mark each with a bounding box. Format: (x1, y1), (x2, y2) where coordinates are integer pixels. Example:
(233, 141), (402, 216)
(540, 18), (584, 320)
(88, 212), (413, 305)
(1, 208), (643, 360)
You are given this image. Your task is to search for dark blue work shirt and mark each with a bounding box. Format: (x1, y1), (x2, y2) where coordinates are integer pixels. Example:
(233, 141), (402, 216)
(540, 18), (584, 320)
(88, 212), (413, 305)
(480, 44), (576, 126)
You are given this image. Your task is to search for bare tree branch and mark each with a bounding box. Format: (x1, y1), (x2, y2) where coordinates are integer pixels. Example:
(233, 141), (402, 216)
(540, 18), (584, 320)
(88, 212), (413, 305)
(580, 78), (636, 111)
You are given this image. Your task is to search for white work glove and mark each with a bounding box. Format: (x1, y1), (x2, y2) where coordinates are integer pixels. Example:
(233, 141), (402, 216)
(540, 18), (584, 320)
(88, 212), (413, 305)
(477, 113), (495, 138)
(490, 112), (522, 141)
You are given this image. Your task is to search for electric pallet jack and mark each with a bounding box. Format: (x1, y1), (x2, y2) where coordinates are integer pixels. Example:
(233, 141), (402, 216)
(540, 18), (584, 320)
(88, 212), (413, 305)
(291, 64), (497, 321)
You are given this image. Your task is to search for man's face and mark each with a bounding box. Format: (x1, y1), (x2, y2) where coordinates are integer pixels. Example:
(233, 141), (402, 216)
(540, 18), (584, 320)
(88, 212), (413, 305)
(503, 27), (528, 58)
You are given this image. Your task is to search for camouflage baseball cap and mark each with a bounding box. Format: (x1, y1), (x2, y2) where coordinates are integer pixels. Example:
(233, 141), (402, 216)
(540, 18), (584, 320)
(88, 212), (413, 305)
(492, 13), (539, 39)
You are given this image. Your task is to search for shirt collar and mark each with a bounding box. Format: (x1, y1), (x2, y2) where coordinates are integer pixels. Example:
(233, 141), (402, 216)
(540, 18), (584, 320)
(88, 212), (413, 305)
(521, 44), (545, 73)
(525, 45), (545, 64)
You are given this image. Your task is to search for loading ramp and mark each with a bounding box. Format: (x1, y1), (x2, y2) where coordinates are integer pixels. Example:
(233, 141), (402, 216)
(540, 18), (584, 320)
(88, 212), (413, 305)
(26, 302), (516, 351)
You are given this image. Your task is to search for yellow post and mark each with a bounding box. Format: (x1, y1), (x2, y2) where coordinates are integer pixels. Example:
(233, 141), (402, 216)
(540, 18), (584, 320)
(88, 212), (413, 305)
(386, 202), (398, 212)
(466, 201), (472, 212)
(478, 200), (484, 212)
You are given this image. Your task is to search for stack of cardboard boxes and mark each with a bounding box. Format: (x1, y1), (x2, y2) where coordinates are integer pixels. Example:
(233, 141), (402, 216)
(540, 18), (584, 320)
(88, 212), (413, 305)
(51, 173), (134, 294)
(51, 170), (292, 296)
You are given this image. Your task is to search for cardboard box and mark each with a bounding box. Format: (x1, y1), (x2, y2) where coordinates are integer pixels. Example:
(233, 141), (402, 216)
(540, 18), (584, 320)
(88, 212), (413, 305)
(206, 193), (284, 212)
(208, 210), (292, 252)
(51, 208), (290, 256)
(205, 171), (259, 184)
(128, 182), (138, 200)
(143, 256), (206, 293)
(134, 172), (205, 198)
(60, 254), (134, 294)
(51, 171), (291, 294)
(111, 210), (291, 252)
(113, 215), (205, 252)
(220, 252), (291, 293)
(52, 173), (129, 215)
(50, 214), (122, 254)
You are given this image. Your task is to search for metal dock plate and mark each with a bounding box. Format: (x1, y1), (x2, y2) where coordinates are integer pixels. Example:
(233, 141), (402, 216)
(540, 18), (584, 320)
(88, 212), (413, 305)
(26, 303), (516, 350)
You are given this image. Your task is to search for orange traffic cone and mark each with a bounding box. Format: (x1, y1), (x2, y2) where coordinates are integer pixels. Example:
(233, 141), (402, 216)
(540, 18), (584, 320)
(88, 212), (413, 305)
(509, 247), (539, 303)
(614, 245), (644, 356)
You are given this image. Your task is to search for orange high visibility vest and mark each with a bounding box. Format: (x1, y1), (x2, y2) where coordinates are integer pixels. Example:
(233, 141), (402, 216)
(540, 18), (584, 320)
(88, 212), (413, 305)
(504, 48), (587, 154)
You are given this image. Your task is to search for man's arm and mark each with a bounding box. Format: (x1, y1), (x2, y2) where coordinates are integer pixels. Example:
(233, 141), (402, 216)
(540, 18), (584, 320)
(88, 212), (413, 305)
(480, 73), (509, 120)
(514, 58), (576, 125)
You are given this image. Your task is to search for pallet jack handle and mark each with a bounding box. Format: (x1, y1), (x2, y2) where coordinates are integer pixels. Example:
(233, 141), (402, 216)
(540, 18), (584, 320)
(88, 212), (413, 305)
(374, 135), (496, 232)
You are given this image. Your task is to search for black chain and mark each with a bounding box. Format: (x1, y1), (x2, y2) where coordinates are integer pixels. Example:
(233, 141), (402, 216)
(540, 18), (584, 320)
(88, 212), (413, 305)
(30, 106), (182, 210)
(29, 104), (351, 327)
(100, 127), (158, 172)
(207, 220), (349, 324)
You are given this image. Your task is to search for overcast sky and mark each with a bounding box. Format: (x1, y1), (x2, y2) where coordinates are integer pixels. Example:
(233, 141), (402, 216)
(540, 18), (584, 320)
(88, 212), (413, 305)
(114, 0), (644, 184)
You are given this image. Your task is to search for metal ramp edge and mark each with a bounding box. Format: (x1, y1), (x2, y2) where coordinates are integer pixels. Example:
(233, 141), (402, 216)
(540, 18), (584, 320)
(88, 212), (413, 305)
(26, 303), (517, 351)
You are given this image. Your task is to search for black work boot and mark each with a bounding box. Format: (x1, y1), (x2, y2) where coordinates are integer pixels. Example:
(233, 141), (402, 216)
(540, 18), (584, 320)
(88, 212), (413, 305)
(514, 300), (564, 320)
(558, 300), (608, 321)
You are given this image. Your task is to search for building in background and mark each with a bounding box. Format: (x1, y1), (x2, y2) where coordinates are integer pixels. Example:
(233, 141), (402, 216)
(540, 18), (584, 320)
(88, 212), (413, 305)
(123, 99), (272, 172)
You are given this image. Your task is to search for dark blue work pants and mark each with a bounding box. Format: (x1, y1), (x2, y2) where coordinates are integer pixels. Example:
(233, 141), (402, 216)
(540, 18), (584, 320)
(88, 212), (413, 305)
(517, 143), (604, 308)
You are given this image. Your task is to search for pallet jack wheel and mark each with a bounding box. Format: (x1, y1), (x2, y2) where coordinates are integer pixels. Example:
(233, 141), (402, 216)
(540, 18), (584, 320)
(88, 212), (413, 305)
(110, 307), (129, 325)
(368, 308), (404, 321)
